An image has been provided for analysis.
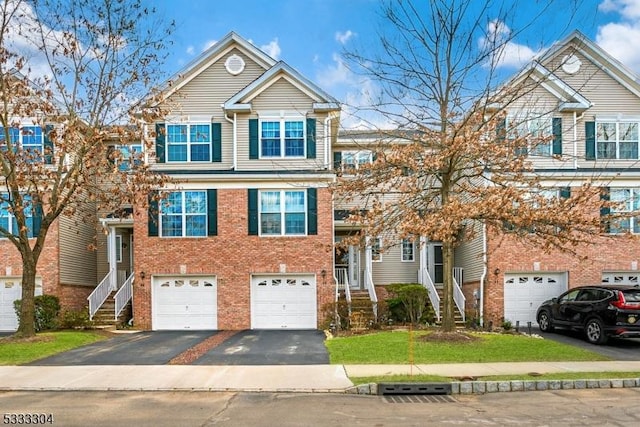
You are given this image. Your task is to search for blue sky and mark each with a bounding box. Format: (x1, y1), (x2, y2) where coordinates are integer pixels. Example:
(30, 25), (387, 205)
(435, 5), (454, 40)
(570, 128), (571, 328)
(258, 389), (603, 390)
(149, 0), (640, 127)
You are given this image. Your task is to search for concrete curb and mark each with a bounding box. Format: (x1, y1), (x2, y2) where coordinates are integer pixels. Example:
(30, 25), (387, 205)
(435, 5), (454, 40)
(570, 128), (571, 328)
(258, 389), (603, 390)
(345, 378), (640, 395)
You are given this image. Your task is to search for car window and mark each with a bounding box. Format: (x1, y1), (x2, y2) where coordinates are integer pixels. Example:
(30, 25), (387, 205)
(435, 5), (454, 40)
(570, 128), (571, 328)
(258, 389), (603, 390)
(594, 289), (613, 301)
(576, 290), (595, 302)
(622, 289), (640, 302)
(559, 289), (580, 303)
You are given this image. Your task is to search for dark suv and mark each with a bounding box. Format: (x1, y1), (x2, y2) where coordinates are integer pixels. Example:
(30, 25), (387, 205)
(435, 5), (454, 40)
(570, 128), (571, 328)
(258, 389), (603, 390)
(536, 285), (640, 344)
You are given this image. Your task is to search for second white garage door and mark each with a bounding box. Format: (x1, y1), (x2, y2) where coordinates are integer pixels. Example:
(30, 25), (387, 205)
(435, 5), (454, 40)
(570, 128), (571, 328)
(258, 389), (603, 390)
(504, 273), (567, 326)
(251, 274), (317, 329)
(0, 278), (43, 332)
(153, 276), (217, 330)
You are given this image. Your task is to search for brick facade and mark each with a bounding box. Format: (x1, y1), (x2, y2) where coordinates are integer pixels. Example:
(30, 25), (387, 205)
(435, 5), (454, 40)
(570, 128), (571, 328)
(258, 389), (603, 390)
(132, 187), (334, 330)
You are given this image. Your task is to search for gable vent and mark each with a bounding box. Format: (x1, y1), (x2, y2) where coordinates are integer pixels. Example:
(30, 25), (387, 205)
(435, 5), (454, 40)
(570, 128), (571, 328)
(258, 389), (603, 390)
(225, 54), (245, 75)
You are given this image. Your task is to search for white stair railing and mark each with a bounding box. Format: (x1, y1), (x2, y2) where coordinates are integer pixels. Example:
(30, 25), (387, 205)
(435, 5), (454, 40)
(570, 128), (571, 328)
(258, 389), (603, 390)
(334, 267), (351, 303)
(420, 268), (440, 322)
(88, 269), (115, 320)
(114, 272), (134, 320)
(453, 267), (466, 322)
(364, 270), (378, 322)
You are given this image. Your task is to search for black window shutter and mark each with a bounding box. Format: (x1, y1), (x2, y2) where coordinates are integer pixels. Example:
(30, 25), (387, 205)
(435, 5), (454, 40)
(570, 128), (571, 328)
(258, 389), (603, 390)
(585, 121), (596, 160)
(211, 123), (222, 162)
(207, 189), (217, 236)
(156, 123), (166, 163)
(600, 187), (610, 233)
(307, 188), (317, 235)
(43, 124), (54, 164)
(248, 189), (258, 235)
(560, 186), (571, 199)
(333, 151), (342, 170)
(148, 191), (159, 237)
(306, 118), (316, 159)
(552, 117), (562, 155)
(496, 118), (506, 143)
(249, 119), (259, 159)
(31, 198), (43, 237)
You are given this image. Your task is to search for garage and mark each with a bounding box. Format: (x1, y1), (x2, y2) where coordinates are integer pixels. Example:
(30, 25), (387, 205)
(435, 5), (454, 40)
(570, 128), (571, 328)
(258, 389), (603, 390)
(152, 276), (217, 330)
(251, 274), (317, 329)
(503, 273), (567, 326)
(602, 272), (639, 286)
(0, 277), (43, 331)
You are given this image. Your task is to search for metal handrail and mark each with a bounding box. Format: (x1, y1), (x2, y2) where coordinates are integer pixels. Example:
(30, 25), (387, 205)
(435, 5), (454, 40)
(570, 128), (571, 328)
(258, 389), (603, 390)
(453, 267), (466, 322)
(421, 268), (441, 322)
(88, 269), (114, 320)
(364, 270), (378, 321)
(114, 272), (134, 320)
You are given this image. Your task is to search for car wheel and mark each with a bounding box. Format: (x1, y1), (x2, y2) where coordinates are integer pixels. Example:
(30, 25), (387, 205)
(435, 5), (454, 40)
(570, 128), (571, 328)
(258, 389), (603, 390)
(584, 318), (608, 345)
(537, 311), (554, 332)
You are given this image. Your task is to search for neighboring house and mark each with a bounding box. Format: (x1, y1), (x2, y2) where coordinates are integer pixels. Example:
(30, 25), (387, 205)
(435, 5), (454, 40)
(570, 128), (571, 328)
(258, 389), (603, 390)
(0, 123), (97, 331)
(94, 32), (341, 330)
(456, 30), (640, 328)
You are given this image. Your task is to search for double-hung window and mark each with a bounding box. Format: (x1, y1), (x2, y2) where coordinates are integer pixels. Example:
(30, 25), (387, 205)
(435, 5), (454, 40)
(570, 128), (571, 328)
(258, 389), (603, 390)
(160, 191), (207, 237)
(342, 150), (373, 174)
(507, 115), (552, 156)
(596, 121), (638, 159)
(401, 238), (415, 262)
(371, 237), (382, 262)
(259, 190), (306, 235)
(0, 125), (44, 159)
(0, 194), (35, 238)
(609, 188), (640, 233)
(166, 123), (211, 162)
(260, 115), (305, 158)
(110, 144), (143, 171)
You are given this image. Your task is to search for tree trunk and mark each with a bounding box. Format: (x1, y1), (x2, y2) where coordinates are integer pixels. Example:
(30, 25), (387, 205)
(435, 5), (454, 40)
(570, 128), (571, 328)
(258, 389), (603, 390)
(15, 256), (37, 338)
(440, 240), (456, 332)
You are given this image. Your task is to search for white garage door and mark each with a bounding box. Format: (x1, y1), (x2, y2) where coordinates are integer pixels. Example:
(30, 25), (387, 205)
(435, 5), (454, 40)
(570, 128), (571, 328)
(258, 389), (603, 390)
(153, 276), (217, 330)
(251, 274), (317, 329)
(602, 272), (639, 286)
(504, 273), (567, 326)
(0, 278), (43, 331)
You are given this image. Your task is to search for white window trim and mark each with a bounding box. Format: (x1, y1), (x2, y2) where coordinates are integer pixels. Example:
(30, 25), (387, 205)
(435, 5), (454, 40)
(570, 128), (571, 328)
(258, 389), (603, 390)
(372, 237), (382, 262)
(159, 190), (208, 238)
(341, 150), (373, 174)
(0, 123), (45, 154)
(115, 235), (123, 263)
(595, 120), (639, 160)
(608, 188), (640, 234)
(401, 239), (415, 262)
(166, 122), (212, 163)
(506, 114), (553, 156)
(258, 189), (307, 237)
(258, 112), (306, 159)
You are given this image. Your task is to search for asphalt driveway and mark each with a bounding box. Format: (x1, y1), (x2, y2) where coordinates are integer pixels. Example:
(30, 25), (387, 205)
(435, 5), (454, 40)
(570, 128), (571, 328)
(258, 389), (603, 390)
(533, 327), (640, 361)
(193, 330), (330, 365)
(28, 329), (330, 366)
(29, 331), (215, 365)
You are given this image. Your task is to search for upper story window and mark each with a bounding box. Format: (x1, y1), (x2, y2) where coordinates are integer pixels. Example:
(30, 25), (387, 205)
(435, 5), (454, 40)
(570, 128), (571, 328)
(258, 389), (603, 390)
(609, 188), (640, 234)
(342, 150), (373, 174)
(109, 144), (143, 171)
(507, 115), (552, 156)
(596, 121), (638, 159)
(160, 191), (207, 237)
(401, 238), (415, 262)
(166, 123), (211, 162)
(0, 125), (44, 160)
(259, 190), (306, 235)
(260, 115), (305, 158)
(0, 194), (35, 238)
(371, 237), (382, 262)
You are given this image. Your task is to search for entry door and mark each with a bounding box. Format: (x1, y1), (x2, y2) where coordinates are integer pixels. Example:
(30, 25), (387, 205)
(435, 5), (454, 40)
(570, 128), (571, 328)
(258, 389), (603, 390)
(428, 243), (444, 285)
(348, 245), (360, 289)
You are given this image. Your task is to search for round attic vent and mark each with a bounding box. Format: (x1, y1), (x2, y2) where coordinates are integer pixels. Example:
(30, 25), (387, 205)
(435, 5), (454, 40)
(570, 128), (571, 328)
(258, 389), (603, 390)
(225, 54), (245, 75)
(561, 54), (581, 75)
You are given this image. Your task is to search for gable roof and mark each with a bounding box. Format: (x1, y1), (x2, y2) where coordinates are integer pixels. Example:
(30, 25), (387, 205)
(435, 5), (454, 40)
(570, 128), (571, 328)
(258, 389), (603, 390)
(224, 61), (340, 113)
(153, 32), (277, 103)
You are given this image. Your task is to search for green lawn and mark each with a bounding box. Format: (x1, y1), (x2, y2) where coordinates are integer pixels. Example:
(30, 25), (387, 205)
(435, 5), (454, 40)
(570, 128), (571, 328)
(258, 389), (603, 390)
(0, 331), (107, 365)
(326, 330), (610, 364)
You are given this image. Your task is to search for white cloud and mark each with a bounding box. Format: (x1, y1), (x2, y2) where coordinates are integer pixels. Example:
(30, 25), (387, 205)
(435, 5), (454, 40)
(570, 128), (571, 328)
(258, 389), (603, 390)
(202, 39), (217, 52)
(596, 0), (640, 72)
(260, 38), (281, 60)
(599, 0), (640, 18)
(335, 30), (355, 45)
(479, 20), (540, 69)
(186, 45), (195, 55)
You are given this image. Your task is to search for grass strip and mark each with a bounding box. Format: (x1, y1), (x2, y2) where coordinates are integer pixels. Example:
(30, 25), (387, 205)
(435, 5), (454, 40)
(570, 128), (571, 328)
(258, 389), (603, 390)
(0, 330), (107, 365)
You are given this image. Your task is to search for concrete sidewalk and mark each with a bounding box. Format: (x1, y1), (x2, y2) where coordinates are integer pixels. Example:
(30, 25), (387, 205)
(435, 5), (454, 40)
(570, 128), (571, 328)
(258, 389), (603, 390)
(1, 361), (640, 393)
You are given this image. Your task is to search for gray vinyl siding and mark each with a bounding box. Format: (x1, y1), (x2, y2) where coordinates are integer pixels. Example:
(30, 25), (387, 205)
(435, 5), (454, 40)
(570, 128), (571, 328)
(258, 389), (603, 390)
(58, 206), (97, 286)
(454, 220), (484, 283)
(371, 240), (419, 285)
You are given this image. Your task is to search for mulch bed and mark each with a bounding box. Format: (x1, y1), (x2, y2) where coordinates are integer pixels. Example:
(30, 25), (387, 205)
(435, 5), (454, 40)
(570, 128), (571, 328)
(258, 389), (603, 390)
(167, 330), (239, 365)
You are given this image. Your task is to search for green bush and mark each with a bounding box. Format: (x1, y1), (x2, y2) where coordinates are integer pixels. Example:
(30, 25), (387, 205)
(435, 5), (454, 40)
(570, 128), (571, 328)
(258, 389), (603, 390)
(385, 283), (434, 326)
(59, 308), (93, 329)
(14, 295), (61, 332)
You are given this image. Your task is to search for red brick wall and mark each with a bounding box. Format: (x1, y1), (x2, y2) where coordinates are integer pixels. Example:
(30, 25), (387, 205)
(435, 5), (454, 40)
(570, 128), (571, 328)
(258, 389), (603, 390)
(58, 285), (93, 311)
(483, 228), (640, 325)
(132, 187), (334, 330)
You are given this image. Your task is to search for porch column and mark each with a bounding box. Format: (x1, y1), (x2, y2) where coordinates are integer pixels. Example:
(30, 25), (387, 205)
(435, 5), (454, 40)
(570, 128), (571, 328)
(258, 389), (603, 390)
(107, 226), (118, 291)
(419, 236), (428, 284)
(364, 236), (373, 282)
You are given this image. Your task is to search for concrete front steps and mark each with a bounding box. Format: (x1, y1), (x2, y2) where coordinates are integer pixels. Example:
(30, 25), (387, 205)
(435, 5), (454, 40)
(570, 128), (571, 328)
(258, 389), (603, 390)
(91, 291), (132, 327)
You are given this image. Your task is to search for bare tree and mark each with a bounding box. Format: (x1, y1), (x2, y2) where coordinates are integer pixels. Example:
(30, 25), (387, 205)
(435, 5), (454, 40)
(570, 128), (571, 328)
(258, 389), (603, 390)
(335, 0), (607, 331)
(0, 0), (173, 337)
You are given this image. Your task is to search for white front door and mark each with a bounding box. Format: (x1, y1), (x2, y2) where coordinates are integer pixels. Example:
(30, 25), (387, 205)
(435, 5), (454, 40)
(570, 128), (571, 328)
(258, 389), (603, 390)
(251, 274), (317, 329)
(348, 246), (360, 289)
(152, 276), (217, 330)
(504, 273), (567, 325)
(0, 278), (43, 331)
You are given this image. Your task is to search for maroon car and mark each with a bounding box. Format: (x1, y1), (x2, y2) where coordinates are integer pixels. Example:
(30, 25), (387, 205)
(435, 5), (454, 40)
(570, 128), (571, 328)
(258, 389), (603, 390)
(536, 285), (640, 345)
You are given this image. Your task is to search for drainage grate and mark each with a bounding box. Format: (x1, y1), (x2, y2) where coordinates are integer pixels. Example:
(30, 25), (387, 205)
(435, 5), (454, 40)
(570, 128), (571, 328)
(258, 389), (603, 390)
(378, 382), (452, 396)
(384, 395), (457, 403)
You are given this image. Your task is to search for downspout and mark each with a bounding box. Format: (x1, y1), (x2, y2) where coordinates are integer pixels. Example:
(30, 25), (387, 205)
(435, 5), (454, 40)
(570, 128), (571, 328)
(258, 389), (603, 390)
(324, 116), (331, 169)
(479, 222), (487, 327)
(573, 111), (578, 170)
(223, 112), (236, 169)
